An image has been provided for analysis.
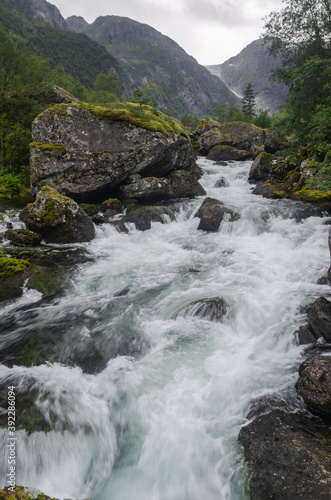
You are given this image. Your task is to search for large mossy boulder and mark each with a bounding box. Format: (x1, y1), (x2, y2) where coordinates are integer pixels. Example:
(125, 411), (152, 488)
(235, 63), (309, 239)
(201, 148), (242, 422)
(20, 186), (95, 243)
(296, 355), (331, 417)
(239, 407), (331, 500)
(30, 102), (197, 203)
(197, 121), (279, 154)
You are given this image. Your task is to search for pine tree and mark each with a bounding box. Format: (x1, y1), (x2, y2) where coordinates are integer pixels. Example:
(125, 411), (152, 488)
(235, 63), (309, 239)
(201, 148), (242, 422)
(241, 83), (256, 121)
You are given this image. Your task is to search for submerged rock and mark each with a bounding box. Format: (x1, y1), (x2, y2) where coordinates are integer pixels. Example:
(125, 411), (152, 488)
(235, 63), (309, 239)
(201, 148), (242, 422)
(296, 354), (331, 417)
(214, 177), (229, 188)
(195, 197), (239, 232)
(239, 408), (331, 500)
(112, 205), (175, 232)
(182, 297), (227, 321)
(20, 186), (95, 243)
(30, 102), (196, 202)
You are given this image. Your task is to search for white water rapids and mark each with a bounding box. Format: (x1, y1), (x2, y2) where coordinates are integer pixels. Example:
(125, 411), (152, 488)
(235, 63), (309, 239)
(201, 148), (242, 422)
(0, 158), (330, 499)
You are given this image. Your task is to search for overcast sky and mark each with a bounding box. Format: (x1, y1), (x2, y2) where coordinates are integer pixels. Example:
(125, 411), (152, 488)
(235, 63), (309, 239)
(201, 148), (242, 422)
(51, 0), (284, 65)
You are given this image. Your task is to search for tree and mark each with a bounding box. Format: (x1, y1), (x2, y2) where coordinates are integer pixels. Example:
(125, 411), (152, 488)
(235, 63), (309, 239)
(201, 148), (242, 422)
(131, 82), (163, 114)
(241, 83), (256, 121)
(262, 0), (331, 141)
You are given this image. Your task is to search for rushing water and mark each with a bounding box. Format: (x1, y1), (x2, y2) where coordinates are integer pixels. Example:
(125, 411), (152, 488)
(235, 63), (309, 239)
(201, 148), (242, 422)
(0, 158), (330, 500)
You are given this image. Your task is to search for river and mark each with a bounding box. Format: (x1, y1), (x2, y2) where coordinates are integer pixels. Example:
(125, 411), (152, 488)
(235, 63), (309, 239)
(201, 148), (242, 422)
(0, 157), (330, 499)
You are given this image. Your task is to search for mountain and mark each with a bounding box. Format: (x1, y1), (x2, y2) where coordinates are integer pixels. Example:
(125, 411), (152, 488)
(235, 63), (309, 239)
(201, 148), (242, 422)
(67, 15), (240, 116)
(0, 0), (121, 88)
(205, 40), (288, 113)
(10, 0), (68, 30)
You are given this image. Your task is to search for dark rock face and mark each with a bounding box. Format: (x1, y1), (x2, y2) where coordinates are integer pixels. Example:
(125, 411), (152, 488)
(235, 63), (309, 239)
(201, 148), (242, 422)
(206, 39), (288, 113)
(111, 205), (175, 232)
(296, 355), (331, 417)
(182, 297), (227, 321)
(120, 171), (205, 202)
(30, 103), (197, 203)
(206, 145), (253, 162)
(248, 152), (274, 182)
(306, 297), (331, 343)
(20, 186), (95, 243)
(328, 233), (331, 283)
(195, 197), (239, 232)
(239, 408), (331, 500)
(5, 229), (42, 246)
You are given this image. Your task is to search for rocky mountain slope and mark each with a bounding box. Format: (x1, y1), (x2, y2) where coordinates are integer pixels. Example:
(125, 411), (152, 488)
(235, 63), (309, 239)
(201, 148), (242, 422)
(66, 15), (240, 116)
(206, 39), (288, 113)
(10, 0), (68, 30)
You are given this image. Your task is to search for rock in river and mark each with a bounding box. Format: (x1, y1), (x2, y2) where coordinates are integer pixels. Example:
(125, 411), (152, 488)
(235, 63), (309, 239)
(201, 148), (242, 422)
(20, 186), (95, 243)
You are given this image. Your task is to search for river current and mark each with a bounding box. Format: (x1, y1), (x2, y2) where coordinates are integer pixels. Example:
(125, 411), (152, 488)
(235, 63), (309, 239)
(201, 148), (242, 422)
(0, 158), (330, 499)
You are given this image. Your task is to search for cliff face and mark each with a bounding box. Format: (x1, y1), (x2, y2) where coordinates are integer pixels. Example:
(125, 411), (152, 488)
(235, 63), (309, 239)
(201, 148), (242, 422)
(206, 40), (288, 113)
(11, 0), (68, 29)
(68, 15), (240, 116)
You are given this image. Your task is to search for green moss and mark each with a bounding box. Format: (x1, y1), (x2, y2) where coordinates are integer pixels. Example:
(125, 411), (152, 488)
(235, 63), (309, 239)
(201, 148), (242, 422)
(41, 102), (189, 138)
(292, 186), (331, 202)
(30, 142), (66, 153)
(0, 256), (31, 278)
(92, 149), (117, 156)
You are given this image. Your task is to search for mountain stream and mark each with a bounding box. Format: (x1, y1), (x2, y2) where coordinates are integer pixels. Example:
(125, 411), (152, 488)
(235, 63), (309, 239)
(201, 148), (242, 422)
(0, 158), (330, 500)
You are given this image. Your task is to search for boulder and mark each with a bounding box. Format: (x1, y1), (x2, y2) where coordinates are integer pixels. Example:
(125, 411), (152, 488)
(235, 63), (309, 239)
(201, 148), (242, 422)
(296, 354), (331, 417)
(181, 297), (227, 321)
(252, 180), (287, 199)
(248, 152), (274, 182)
(195, 197), (239, 232)
(0, 255), (35, 302)
(120, 170), (205, 202)
(198, 121), (279, 154)
(196, 118), (221, 135)
(306, 297), (331, 343)
(111, 205), (175, 232)
(20, 186), (95, 243)
(30, 102), (197, 202)
(207, 145), (253, 162)
(5, 229), (42, 246)
(239, 408), (331, 500)
(215, 177), (229, 188)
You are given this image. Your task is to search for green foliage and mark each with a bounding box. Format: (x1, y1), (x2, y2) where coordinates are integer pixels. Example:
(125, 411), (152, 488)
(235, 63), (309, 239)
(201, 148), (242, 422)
(180, 114), (200, 128)
(0, 0), (118, 89)
(241, 83), (256, 121)
(253, 110), (272, 129)
(131, 82), (164, 113)
(212, 103), (246, 123)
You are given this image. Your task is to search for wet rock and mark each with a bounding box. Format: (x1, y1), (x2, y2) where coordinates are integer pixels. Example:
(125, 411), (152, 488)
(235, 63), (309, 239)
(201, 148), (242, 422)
(112, 205), (175, 232)
(207, 145), (253, 162)
(195, 197), (239, 232)
(248, 152), (274, 182)
(328, 233), (331, 283)
(306, 297), (331, 343)
(100, 198), (122, 216)
(0, 255), (36, 302)
(30, 103), (196, 202)
(182, 297), (227, 321)
(214, 177), (229, 188)
(20, 186), (95, 243)
(296, 354), (331, 417)
(120, 170), (205, 202)
(252, 180), (286, 199)
(5, 229), (42, 246)
(239, 408), (331, 500)
(79, 203), (99, 216)
(215, 161), (228, 166)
